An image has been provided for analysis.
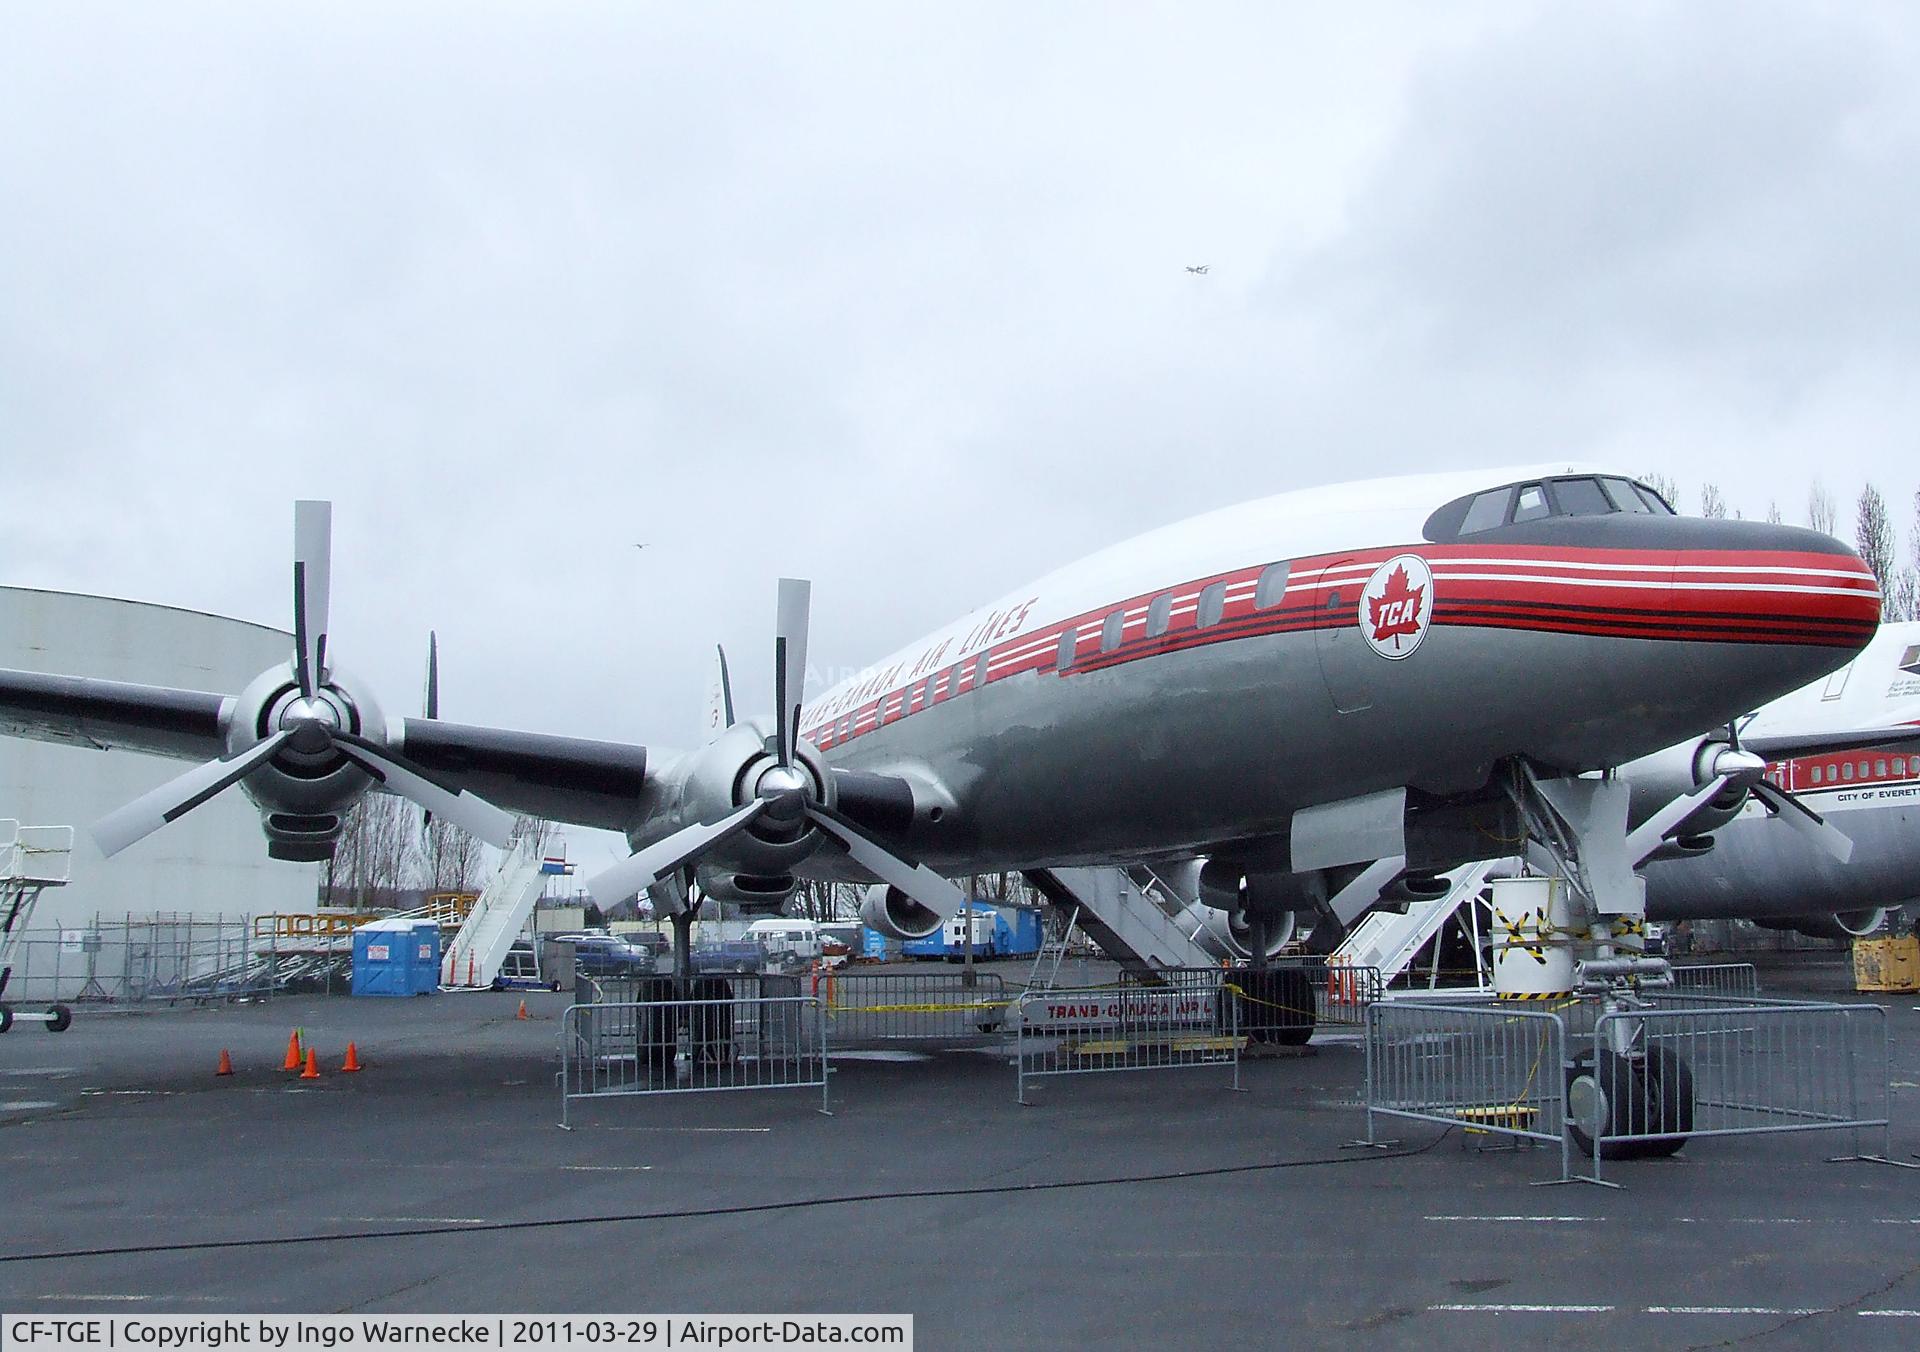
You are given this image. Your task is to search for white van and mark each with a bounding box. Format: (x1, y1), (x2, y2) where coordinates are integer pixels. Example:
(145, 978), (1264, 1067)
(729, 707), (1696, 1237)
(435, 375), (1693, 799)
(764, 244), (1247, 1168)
(745, 918), (822, 970)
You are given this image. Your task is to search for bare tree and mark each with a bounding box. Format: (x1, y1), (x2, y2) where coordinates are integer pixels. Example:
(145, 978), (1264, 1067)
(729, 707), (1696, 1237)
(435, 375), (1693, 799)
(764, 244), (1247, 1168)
(1807, 480), (1837, 535)
(1856, 484), (1897, 614)
(1887, 570), (1920, 624)
(419, 815), (488, 893)
(1699, 483), (1728, 520)
(510, 814), (561, 861)
(328, 793), (419, 908)
(1766, 499), (1783, 525)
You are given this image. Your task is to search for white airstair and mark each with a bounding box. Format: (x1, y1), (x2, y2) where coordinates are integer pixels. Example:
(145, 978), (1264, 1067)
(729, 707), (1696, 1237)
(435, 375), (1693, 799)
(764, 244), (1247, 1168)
(1331, 860), (1498, 988)
(440, 841), (546, 988)
(1026, 866), (1216, 976)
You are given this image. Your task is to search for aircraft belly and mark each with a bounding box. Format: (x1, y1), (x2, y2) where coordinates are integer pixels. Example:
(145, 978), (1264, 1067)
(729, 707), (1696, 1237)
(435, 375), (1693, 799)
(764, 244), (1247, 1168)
(1644, 797), (1920, 920)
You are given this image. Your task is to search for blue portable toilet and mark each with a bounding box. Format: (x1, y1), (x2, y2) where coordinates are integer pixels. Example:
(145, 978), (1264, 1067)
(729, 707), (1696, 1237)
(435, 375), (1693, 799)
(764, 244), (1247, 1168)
(353, 919), (441, 996)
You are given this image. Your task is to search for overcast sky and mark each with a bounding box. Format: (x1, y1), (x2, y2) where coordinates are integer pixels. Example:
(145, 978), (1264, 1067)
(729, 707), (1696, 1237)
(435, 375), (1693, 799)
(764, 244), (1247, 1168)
(5, 3), (1919, 871)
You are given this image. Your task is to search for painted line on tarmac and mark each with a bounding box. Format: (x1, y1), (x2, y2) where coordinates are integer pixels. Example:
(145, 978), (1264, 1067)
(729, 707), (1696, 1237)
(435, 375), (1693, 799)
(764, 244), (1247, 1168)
(1432, 1304), (1615, 1313)
(1424, 1215), (1594, 1223)
(1644, 1306), (1830, 1316)
(562, 1165), (655, 1172)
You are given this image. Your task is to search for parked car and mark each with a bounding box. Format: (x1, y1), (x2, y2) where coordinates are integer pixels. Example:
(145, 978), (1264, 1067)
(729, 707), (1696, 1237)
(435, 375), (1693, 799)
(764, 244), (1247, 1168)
(556, 934), (658, 977)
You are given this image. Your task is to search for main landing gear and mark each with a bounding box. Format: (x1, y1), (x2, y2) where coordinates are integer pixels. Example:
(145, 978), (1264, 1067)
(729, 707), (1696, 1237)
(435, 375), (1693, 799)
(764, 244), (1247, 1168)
(1566, 1045), (1695, 1160)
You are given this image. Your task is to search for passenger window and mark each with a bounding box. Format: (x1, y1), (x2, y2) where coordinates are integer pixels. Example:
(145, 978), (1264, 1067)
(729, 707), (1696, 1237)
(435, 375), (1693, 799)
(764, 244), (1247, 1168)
(1055, 630), (1077, 671)
(1196, 582), (1227, 629)
(973, 650), (991, 688)
(1876, 759), (1888, 778)
(1100, 610), (1126, 652)
(1601, 478), (1651, 513)
(1512, 483), (1550, 523)
(839, 716), (851, 739)
(1146, 593), (1173, 637)
(1459, 489), (1511, 534)
(1842, 762), (1855, 781)
(1810, 765), (1823, 785)
(1895, 758), (1907, 777)
(1550, 477), (1613, 517)
(1255, 563), (1290, 609)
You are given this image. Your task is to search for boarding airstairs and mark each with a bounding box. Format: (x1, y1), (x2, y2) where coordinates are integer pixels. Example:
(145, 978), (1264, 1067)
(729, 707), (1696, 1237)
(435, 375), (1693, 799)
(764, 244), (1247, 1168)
(440, 840), (545, 988)
(1025, 866), (1215, 977)
(1330, 861), (1498, 988)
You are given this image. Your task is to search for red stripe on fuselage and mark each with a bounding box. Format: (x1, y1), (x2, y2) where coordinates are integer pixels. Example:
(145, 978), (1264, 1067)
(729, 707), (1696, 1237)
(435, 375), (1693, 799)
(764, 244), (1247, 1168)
(803, 543), (1879, 748)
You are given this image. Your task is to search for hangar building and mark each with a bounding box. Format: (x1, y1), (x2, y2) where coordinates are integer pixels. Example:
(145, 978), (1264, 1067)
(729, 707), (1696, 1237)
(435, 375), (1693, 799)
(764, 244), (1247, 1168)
(1, 586), (319, 931)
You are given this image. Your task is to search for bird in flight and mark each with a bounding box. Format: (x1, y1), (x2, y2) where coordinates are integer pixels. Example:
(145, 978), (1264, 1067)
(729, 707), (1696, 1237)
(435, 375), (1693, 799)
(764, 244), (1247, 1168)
(1185, 265), (1209, 275)
(632, 543), (650, 551)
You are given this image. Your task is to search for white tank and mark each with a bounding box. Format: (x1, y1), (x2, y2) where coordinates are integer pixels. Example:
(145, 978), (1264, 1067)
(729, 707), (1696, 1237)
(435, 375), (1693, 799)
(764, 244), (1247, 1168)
(1489, 875), (1576, 999)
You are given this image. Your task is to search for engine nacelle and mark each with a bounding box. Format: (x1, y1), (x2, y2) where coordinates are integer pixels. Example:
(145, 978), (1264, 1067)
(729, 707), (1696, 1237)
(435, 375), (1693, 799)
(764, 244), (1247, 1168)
(697, 869), (796, 912)
(861, 884), (946, 941)
(229, 663), (383, 861)
(1756, 908), (1887, 942)
(1177, 899), (1294, 961)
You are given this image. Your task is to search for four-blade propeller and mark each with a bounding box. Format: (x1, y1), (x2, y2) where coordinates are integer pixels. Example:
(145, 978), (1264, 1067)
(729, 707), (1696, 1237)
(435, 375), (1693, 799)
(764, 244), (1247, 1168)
(90, 502), (516, 858)
(586, 579), (965, 921)
(1626, 720), (1853, 867)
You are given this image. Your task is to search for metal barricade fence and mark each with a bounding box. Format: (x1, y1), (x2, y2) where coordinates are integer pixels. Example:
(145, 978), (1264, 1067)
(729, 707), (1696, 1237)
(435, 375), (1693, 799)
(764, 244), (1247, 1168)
(1, 920), (276, 1005)
(560, 994), (828, 1126)
(1053, 959), (1381, 1033)
(1668, 962), (1760, 999)
(1582, 994), (1896, 1183)
(1014, 984), (1242, 1104)
(817, 969), (1010, 1043)
(1362, 999), (1569, 1176)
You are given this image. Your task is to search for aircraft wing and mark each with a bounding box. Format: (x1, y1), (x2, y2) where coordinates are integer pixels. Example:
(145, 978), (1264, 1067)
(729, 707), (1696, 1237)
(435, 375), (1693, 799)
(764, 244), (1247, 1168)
(0, 668), (231, 760)
(0, 666), (655, 835)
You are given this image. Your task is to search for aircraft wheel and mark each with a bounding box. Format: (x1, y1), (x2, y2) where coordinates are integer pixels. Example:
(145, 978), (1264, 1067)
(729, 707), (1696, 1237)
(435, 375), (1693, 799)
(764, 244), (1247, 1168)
(1634, 1045), (1695, 1158)
(637, 976), (678, 1078)
(0, 1003), (13, 1033)
(46, 1004), (72, 1033)
(1567, 1050), (1664, 1160)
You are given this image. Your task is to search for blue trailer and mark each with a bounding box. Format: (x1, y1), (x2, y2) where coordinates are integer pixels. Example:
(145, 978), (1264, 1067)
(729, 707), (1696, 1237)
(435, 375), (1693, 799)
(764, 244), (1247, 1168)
(904, 903), (1043, 960)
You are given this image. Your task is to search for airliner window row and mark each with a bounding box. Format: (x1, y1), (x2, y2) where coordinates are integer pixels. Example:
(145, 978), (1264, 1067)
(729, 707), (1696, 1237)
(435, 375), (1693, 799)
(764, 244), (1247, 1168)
(812, 559), (1297, 747)
(1778, 755), (1915, 790)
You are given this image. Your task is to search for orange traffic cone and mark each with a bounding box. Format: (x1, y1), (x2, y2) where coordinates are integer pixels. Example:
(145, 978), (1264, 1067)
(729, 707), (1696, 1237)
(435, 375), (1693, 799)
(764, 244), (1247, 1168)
(341, 1042), (362, 1073)
(283, 1030), (303, 1072)
(216, 1049), (234, 1077)
(516, 999), (529, 1020)
(301, 1048), (321, 1080)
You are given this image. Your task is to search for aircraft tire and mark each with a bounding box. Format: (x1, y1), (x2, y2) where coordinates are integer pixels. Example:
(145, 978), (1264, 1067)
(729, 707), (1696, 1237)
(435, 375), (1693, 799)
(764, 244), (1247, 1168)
(689, 975), (735, 1065)
(0, 1003), (12, 1034)
(46, 1004), (72, 1033)
(1567, 1050), (1667, 1160)
(637, 976), (678, 1079)
(1234, 968), (1315, 1046)
(1634, 1045), (1695, 1157)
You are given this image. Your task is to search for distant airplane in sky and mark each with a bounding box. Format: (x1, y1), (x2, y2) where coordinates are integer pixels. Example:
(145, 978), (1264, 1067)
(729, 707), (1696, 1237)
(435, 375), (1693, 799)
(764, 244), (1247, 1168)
(1185, 265), (1209, 274)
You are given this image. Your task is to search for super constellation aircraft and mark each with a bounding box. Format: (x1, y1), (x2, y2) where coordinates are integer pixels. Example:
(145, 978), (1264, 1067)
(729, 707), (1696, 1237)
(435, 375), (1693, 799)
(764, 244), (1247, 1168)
(0, 467), (1883, 954)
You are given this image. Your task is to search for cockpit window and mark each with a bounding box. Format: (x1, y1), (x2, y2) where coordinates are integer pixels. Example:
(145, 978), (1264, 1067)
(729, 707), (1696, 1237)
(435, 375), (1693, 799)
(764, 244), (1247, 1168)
(1512, 483), (1551, 523)
(1549, 477), (1612, 517)
(1424, 474), (1677, 540)
(1600, 477), (1651, 513)
(1633, 483), (1675, 514)
(1459, 489), (1511, 535)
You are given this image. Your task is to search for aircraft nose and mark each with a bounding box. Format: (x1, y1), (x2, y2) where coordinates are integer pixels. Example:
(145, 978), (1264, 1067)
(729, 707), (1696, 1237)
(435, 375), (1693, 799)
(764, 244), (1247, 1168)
(1654, 516), (1881, 715)
(1669, 517), (1880, 653)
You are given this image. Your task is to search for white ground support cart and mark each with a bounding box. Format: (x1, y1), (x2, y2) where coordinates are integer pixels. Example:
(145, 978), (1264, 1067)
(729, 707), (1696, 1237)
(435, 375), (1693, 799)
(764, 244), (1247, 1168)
(0, 820), (76, 1033)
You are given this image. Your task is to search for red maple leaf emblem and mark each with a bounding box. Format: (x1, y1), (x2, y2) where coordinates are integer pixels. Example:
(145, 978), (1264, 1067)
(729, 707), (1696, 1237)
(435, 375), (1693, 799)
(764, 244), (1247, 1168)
(1368, 564), (1425, 648)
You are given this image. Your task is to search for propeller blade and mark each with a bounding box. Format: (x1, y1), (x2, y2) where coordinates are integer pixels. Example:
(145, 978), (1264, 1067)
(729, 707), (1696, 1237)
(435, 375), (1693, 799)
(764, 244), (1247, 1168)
(1751, 780), (1855, 863)
(584, 800), (767, 907)
(334, 735), (516, 848)
(804, 805), (966, 923)
(292, 500), (333, 699)
(716, 644), (735, 729)
(425, 630), (440, 720)
(92, 731), (292, 858)
(774, 578), (811, 767)
(1624, 773), (1736, 866)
